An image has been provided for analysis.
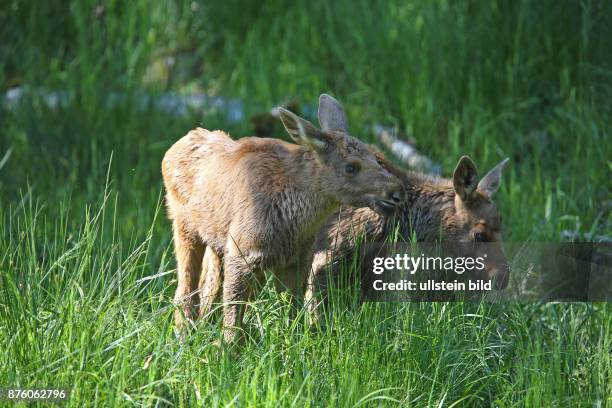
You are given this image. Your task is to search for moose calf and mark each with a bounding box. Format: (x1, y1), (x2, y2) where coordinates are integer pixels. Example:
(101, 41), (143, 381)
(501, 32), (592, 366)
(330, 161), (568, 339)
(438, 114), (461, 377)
(306, 155), (510, 320)
(162, 94), (405, 343)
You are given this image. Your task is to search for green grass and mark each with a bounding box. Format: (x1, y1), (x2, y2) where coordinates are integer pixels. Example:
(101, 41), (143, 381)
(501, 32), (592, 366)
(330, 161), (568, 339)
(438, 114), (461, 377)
(1, 0), (611, 406)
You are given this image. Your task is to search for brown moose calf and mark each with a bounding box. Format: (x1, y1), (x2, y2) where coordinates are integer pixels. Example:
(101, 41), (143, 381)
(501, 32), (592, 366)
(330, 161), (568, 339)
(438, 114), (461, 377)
(162, 94), (405, 343)
(306, 155), (510, 320)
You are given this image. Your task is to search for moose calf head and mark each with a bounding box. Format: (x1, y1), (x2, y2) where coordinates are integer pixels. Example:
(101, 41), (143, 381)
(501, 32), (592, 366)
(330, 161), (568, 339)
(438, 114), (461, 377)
(450, 156), (510, 289)
(278, 94), (406, 216)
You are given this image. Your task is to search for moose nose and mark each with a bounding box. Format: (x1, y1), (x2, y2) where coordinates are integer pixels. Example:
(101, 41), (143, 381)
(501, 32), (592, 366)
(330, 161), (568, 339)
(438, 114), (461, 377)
(390, 189), (405, 204)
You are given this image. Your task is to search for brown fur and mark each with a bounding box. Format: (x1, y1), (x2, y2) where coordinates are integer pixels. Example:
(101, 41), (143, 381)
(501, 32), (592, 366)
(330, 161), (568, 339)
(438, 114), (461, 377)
(305, 154), (510, 321)
(161, 94), (405, 343)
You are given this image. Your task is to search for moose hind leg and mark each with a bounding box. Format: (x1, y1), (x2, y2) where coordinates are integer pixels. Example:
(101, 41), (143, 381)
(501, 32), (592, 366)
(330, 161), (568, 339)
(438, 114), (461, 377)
(198, 246), (223, 318)
(172, 220), (204, 332)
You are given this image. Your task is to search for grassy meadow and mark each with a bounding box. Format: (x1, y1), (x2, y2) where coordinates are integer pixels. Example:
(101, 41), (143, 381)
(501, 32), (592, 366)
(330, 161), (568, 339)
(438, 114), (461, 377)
(1, 1), (611, 406)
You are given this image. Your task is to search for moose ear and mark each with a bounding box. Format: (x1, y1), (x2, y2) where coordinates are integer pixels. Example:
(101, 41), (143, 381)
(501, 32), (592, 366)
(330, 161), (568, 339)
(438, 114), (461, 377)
(318, 94), (348, 132)
(278, 108), (330, 152)
(453, 155), (479, 201)
(478, 158), (509, 198)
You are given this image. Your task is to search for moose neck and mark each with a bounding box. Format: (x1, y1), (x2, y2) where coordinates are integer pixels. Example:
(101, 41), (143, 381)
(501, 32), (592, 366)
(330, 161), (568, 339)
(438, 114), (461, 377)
(280, 147), (340, 237)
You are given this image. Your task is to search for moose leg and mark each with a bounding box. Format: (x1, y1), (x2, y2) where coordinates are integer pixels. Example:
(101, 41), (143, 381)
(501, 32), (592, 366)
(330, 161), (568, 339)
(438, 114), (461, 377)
(305, 251), (331, 326)
(198, 246), (223, 318)
(172, 220), (204, 332)
(221, 253), (259, 345)
(278, 249), (313, 298)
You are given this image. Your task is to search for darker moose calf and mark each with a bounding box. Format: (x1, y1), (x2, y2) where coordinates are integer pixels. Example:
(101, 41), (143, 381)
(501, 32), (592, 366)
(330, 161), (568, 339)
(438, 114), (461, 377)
(306, 155), (510, 319)
(161, 94), (405, 344)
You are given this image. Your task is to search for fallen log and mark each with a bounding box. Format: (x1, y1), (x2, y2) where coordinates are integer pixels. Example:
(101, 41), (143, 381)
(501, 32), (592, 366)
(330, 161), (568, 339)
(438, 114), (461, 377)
(372, 123), (441, 174)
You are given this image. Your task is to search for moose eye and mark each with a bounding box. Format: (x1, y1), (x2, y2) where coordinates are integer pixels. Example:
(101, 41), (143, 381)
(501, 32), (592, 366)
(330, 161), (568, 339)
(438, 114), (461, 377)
(474, 232), (486, 242)
(345, 163), (359, 174)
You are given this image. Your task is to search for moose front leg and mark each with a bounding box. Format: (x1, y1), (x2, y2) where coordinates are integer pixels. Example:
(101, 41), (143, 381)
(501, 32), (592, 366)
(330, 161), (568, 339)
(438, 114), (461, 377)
(221, 253), (261, 345)
(305, 250), (332, 326)
(276, 248), (314, 298)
